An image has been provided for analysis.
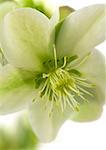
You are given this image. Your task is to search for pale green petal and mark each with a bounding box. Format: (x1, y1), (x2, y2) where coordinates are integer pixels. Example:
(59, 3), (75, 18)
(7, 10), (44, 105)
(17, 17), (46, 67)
(71, 89), (104, 122)
(0, 8), (51, 72)
(49, 9), (59, 53)
(29, 98), (71, 142)
(0, 48), (8, 66)
(0, 1), (17, 51)
(49, 6), (75, 54)
(77, 50), (105, 102)
(56, 4), (106, 58)
(0, 64), (36, 115)
(50, 6), (74, 29)
(0, 49), (2, 63)
(0, 1), (17, 65)
(0, 1), (17, 24)
(70, 50), (105, 122)
(50, 9), (59, 31)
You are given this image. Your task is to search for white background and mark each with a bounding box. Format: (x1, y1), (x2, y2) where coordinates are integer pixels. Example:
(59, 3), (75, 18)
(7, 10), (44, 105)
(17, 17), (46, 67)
(0, 1), (106, 150)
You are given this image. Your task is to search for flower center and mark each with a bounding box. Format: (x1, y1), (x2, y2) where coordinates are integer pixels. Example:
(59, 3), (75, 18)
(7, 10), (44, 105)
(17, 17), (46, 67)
(39, 68), (94, 113)
(34, 45), (94, 115)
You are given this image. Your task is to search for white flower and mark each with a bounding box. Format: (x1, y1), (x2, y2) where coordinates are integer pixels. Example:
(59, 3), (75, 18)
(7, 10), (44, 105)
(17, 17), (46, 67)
(0, 3), (105, 142)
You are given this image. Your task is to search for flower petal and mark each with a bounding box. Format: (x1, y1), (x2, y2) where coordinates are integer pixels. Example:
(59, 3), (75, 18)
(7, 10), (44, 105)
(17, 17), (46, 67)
(71, 89), (104, 122)
(0, 49), (2, 64)
(77, 50), (105, 102)
(56, 4), (106, 58)
(29, 98), (71, 142)
(70, 50), (105, 122)
(50, 6), (74, 28)
(50, 9), (59, 31)
(0, 64), (36, 115)
(0, 1), (17, 24)
(0, 1), (17, 65)
(49, 6), (75, 55)
(0, 8), (51, 72)
(0, 49), (8, 66)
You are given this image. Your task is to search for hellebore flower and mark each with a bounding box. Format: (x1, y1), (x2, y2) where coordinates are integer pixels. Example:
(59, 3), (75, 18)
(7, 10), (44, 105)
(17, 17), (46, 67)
(0, 4), (106, 142)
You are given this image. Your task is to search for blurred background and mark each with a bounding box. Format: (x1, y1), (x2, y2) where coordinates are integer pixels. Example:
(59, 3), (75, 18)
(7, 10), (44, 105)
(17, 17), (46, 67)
(0, 0), (106, 150)
(0, 111), (39, 150)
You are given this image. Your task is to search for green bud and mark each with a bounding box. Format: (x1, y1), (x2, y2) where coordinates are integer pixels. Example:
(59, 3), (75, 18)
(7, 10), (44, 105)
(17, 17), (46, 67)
(14, 0), (34, 7)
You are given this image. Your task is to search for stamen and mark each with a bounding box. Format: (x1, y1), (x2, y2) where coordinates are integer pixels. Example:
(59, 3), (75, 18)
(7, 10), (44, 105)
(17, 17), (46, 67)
(37, 66), (94, 116)
(64, 88), (80, 111)
(34, 50), (94, 116)
(61, 56), (67, 69)
(53, 44), (57, 69)
(77, 85), (93, 97)
(73, 52), (92, 69)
